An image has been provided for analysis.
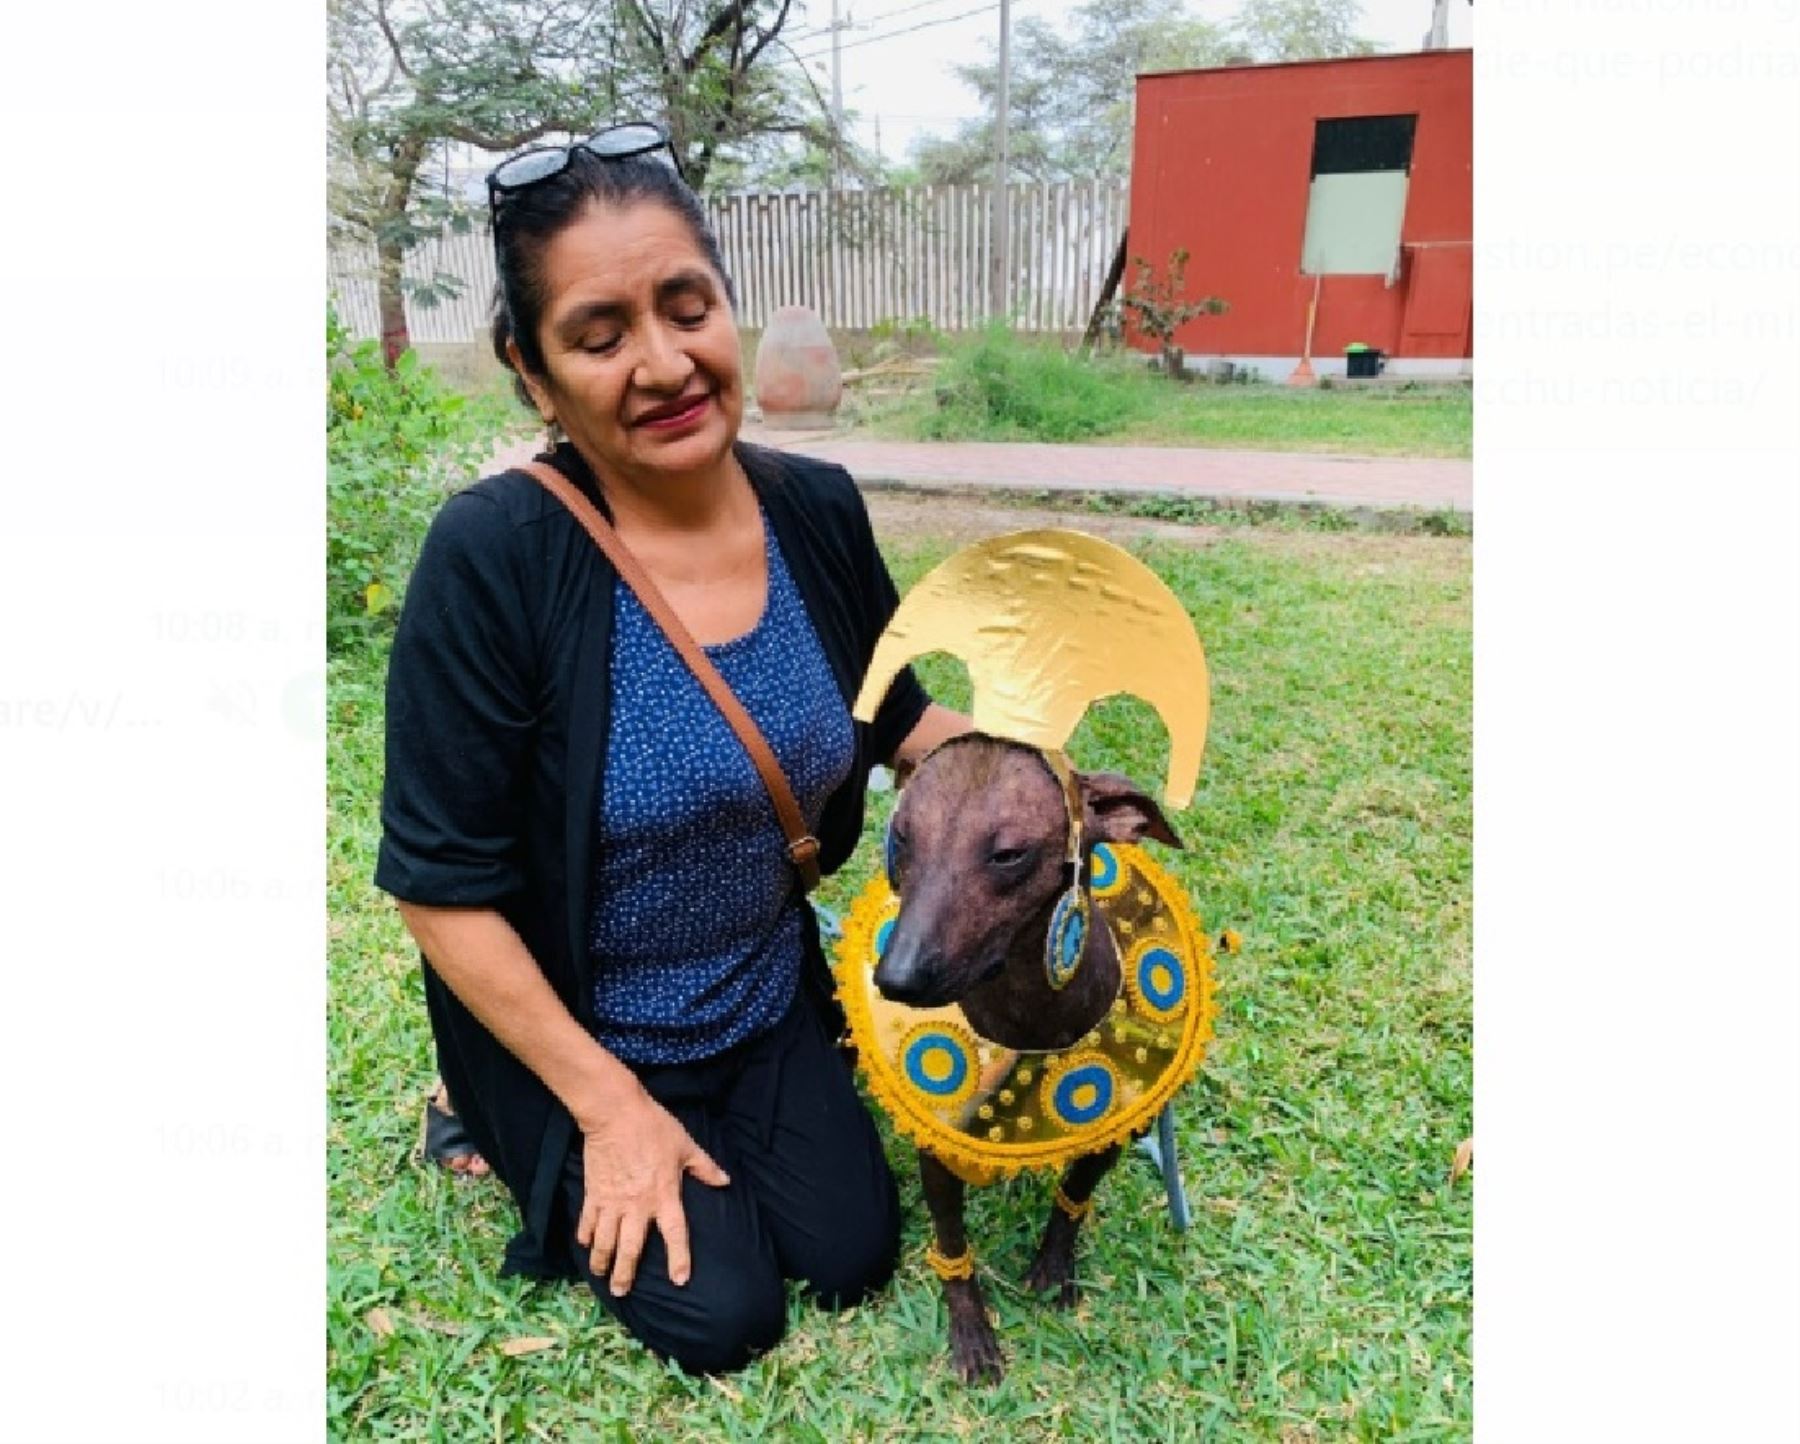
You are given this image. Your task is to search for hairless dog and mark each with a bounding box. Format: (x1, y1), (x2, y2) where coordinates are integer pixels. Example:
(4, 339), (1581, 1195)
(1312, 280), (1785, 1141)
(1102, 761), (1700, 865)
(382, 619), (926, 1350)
(876, 733), (1182, 1384)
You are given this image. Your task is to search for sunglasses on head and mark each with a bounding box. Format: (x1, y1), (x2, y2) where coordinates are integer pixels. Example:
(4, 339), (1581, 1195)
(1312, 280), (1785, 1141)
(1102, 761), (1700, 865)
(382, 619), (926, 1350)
(485, 122), (683, 223)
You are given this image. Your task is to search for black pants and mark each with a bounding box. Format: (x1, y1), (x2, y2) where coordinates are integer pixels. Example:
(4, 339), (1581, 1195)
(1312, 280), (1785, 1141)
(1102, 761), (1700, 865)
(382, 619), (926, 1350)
(558, 984), (901, 1374)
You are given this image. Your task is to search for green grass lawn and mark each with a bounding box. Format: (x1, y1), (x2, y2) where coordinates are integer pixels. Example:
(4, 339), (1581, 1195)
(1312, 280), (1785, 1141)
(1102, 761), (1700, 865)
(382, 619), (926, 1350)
(864, 380), (1472, 460)
(845, 329), (1471, 459)
(328, 527), (1471, 1442)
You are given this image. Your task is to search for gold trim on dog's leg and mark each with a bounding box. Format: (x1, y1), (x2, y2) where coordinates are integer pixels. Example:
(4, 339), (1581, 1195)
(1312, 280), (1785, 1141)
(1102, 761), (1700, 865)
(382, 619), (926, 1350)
(925, 1242), (976, 1281)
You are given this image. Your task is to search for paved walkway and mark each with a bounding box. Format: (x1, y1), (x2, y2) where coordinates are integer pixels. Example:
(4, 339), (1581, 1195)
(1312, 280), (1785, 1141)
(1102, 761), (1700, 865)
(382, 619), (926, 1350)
(741, 427), (1471, 512)
(492, 428), (1471, 513)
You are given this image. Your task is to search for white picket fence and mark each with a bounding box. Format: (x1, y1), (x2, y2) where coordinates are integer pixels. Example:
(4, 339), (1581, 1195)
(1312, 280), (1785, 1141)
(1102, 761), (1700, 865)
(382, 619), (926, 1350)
(328, 179), (1128, 342)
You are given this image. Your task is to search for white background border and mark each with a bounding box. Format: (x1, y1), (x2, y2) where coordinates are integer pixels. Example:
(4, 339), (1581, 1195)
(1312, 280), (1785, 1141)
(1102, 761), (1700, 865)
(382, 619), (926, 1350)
(1, 1), (1796, 1440)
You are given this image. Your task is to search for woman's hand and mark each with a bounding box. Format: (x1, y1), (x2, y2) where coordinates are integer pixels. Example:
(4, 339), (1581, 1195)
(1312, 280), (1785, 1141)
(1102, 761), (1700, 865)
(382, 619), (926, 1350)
(390, 905), (729, 1296)
(574, 1088), (731, 1297)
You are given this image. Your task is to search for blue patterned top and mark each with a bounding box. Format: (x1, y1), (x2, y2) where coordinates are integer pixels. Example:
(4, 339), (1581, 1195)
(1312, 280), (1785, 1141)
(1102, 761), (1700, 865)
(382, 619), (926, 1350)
(588, 508), (855, 1064)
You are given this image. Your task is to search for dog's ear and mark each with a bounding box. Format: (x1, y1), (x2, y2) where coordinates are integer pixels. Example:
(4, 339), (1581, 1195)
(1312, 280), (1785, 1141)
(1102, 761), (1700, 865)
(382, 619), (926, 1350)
(1077, 771), (1184, 849)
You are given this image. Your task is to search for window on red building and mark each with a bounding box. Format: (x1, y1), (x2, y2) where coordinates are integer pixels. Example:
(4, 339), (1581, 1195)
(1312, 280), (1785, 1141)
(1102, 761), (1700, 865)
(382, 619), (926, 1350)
(1300, 113), (1419, 280)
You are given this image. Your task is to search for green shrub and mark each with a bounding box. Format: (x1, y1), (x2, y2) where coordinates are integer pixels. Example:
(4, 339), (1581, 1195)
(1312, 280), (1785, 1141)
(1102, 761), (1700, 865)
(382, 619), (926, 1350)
(922, 321), (1147, 442)
(326, 307), (511, 654)
(867, 314), (945, 352)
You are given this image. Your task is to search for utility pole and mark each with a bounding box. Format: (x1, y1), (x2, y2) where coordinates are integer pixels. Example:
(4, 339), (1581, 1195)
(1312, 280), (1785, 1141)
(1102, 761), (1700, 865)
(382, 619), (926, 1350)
(1423, 0), (1451, 49)
(989, 0), (1011, 316)
(831, 0), (846, 185)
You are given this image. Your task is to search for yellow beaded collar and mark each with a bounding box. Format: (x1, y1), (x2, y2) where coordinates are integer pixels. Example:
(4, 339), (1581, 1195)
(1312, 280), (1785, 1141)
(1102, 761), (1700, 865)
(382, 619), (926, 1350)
(832, 841), (1219, 1186)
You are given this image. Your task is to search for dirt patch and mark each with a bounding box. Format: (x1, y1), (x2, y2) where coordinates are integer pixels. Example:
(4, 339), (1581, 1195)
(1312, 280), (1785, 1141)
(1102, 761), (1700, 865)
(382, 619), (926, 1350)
(866, 490), (1471, 583)
(1231, 527), (1472, 580)
(866, 490), (1224, 548)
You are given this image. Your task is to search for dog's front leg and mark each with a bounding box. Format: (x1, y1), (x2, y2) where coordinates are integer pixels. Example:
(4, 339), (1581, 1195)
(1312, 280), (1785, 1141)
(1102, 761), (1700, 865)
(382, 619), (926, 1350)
(919, 1151), (1004, 1384)
(1024, 1142), (1123, 1308)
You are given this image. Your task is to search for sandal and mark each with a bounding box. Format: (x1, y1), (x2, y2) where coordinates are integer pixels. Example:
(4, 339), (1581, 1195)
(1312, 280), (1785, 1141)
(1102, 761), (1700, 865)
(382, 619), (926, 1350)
(418, 1083), (490, 1177)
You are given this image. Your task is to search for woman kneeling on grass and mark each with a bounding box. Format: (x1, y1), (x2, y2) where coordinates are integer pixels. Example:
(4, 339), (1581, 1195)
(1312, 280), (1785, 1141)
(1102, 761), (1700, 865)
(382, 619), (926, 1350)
(376, 124), (966, 1374)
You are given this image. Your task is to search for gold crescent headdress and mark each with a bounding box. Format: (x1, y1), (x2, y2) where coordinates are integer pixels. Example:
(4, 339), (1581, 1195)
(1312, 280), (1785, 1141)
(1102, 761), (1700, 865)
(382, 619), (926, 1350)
(852, 529), (1210, 807)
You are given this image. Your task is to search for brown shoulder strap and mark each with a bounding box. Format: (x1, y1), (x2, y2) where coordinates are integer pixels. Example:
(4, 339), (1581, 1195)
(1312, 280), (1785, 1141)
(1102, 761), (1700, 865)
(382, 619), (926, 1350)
(518, 459), (821, 892)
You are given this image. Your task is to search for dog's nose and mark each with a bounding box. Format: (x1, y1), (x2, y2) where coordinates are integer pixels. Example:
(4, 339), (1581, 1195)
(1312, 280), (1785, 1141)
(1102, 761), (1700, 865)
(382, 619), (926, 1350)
(875, 968), (939, 1006)
(873, 930), (943, 1005)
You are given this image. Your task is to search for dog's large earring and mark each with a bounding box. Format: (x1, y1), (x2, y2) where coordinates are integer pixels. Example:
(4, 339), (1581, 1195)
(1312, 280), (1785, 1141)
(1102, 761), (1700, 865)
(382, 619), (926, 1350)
(1043, 758), (1088, 991)
(1044, 881), (1089, 991)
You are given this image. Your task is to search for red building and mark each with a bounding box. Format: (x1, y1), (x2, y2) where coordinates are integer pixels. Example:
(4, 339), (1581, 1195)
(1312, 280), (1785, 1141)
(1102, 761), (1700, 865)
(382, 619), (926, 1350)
(1128, 50), (1472, 379)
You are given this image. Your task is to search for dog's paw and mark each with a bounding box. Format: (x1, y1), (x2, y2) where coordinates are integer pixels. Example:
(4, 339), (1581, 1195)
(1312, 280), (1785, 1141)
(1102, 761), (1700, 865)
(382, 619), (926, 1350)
(948, 1310), (1006, 1385)
(945, 1284), (1005, 1384)
(1023, 1244), (1080, 1308)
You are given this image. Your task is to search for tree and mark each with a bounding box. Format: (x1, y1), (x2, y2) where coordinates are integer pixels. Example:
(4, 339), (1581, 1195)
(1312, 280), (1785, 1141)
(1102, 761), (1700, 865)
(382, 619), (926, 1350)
(1057, 0), (1232, 176)
(911, 0), (1230, 185)
(328, 0), (621, 364)
(1122, 249), (1227, 377)
(327, 0), (823, 364)
(611, 0), (840, 191)
(708, 120), (886, 192)
(911, 15), (1067, 185)
(1228, 0), (1376, 62)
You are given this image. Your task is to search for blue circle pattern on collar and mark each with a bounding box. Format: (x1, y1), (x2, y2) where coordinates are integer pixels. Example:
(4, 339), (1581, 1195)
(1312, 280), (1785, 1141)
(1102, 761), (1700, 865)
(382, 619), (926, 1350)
(1051, 1061), (1116, 1125)
(903, 1031), (969, 1097)
(588, 508), (854, 1064)
(1136, 945), (1185, 1012)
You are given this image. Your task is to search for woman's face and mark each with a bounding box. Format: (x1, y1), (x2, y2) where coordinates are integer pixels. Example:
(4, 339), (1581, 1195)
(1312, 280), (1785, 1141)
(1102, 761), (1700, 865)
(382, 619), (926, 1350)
(513, 197), (744, 489)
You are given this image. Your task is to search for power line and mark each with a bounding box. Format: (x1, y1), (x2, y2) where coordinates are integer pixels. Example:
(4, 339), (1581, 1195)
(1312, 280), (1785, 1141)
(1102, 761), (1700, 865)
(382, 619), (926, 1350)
(849, 0), (987, 32)
(786, 0), (987, 47)
(784, 0), (1020, 65)
(784, 16), (844, 45)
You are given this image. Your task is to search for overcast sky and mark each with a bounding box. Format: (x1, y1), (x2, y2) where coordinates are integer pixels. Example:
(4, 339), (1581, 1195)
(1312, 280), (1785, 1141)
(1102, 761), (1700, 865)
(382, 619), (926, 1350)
(789, 0), (1476, 164)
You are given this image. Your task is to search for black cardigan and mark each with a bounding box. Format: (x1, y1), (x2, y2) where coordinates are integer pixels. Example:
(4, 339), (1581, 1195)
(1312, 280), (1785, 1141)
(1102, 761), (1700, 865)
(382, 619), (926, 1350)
(374, 441), (928, 1276)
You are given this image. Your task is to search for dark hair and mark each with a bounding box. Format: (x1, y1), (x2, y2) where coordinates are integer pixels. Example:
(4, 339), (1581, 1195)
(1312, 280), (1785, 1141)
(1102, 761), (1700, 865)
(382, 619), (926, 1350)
(488, 149), (737, 411)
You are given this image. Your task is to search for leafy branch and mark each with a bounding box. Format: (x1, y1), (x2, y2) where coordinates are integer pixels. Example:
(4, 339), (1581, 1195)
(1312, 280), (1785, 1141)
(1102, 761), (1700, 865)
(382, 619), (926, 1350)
(1122, 249), (1227, 378)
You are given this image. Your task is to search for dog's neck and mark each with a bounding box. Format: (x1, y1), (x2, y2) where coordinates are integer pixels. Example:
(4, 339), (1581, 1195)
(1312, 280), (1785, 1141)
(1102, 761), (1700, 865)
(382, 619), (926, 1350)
(956, 877), (1119, 1052)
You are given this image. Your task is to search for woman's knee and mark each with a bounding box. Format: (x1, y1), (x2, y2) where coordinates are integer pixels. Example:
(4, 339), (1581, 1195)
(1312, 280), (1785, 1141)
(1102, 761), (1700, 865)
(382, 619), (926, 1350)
(664, 1269), (787, 1374)
(801, 1192), (901, 1310)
